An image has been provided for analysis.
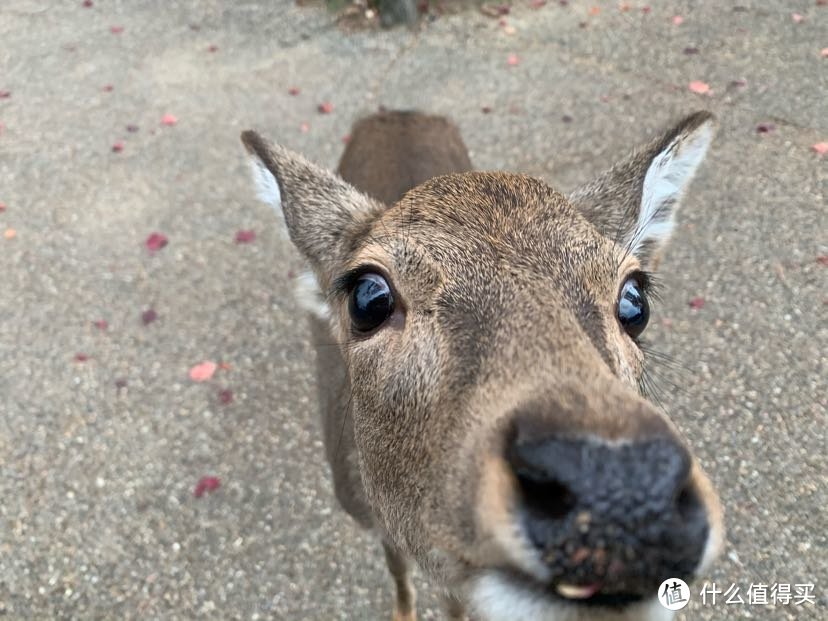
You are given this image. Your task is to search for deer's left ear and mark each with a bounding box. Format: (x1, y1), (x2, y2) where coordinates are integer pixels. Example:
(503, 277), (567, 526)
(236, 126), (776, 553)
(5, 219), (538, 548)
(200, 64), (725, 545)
(241, 130), (383, 276)
(569, 112), (716, 268)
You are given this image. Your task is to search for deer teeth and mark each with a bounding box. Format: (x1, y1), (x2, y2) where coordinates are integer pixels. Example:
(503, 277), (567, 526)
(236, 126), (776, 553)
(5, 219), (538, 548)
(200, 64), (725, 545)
(556, 583), (600, 600)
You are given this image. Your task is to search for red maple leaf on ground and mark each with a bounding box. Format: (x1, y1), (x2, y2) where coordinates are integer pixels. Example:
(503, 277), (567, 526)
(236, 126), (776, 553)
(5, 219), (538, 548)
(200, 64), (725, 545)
(193, 476), (221, 498)
(145, 232), (168, 253)
(189, 361), (217, 382)
(234, 230), (256, 244)
(141, 309), (158, 325)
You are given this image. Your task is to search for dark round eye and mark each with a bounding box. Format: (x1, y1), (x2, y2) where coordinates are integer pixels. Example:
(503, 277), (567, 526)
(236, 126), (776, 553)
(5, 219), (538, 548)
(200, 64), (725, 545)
(349, 273), (394, 333)
(617, 277), (650, 339)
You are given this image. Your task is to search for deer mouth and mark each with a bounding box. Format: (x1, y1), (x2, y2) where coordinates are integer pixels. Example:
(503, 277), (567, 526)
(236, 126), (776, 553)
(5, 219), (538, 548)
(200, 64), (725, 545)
(552, 582), (644, 607)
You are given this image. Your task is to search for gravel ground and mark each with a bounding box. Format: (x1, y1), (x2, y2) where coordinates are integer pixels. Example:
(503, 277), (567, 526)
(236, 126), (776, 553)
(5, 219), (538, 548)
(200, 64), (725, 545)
(0, 1), (825, 619)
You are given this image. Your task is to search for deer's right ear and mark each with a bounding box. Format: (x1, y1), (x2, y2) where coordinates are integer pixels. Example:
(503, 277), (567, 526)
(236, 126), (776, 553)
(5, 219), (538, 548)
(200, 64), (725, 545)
(568, 112), (715, 269)
(241, 130), (382, 275)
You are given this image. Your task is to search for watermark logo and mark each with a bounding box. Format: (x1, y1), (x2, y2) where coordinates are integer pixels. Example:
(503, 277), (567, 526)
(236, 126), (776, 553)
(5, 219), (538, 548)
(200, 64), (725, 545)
(658, 578), (690, 610)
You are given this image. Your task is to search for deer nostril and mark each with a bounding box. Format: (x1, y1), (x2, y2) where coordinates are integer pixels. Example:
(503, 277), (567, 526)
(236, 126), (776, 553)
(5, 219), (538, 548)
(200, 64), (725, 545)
(675, 481), (703, 523)
(515, 470), (578, 521)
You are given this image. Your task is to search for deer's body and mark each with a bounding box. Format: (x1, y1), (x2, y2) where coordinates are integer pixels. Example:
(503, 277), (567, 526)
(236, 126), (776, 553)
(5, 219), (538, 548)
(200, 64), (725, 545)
(241, 109), (723, 621)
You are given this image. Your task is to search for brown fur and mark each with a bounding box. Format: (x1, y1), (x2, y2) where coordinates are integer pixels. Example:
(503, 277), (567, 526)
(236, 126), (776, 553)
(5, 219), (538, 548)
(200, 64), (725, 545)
(241, 110), (723, 621)
(338, 110), (473, 205)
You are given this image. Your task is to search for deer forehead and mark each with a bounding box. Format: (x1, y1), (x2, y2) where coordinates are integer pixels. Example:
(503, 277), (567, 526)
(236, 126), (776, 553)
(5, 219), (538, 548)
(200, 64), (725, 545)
(330, 172), (642, 384)
(344, 171), (636, 302)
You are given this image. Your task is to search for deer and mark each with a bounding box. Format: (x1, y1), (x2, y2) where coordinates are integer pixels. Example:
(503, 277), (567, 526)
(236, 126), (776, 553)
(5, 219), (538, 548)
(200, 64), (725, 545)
(240, 109), (724, 621)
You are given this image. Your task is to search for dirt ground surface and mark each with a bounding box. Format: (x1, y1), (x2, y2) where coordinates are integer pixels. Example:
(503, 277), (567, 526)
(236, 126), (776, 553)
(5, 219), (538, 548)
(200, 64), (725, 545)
(0, 1), (826, 619)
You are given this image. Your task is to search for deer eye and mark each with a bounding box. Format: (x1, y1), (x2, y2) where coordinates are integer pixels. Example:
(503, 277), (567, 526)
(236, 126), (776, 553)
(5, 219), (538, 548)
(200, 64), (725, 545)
(617, 276), (650, 339)
(349, 273), (394, 333)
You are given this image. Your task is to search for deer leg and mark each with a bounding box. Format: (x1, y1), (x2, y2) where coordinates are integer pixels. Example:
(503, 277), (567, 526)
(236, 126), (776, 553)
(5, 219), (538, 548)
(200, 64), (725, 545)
(382, 540), (417, 621)
(442, 593), (467, 621)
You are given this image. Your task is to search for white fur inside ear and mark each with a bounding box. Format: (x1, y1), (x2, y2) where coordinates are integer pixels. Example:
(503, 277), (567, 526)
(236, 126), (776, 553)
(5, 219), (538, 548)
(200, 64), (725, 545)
(294, 270), (330, 320)
(629, 121), (713, 254)
(249, 156), (283, 212)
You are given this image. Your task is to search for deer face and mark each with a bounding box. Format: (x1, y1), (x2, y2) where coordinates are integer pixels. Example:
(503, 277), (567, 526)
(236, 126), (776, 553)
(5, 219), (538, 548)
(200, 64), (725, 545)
(242, 112), (723, 621)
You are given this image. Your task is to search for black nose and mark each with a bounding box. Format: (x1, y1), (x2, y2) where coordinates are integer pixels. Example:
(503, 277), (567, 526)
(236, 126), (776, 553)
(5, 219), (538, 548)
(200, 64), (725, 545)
(506, 429), (709, 596)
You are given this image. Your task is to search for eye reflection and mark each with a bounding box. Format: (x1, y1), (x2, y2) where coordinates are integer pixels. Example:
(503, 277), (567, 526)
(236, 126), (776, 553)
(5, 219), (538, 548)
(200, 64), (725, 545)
(617, 277), (649, 339)
(349, 273), (394, 333)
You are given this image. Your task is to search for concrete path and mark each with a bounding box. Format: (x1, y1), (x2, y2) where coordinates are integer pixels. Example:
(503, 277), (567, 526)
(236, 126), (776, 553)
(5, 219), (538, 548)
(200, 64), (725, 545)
(0, 1), (825, 618)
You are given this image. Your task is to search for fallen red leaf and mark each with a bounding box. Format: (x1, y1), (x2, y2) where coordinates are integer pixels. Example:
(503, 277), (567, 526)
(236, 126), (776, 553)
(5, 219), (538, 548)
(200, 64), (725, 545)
(145, 232), (168, 252)
(0, 91), (11, 99)
(207, 44), (218, 53)
(342, 134), (351, 144)
(688, 297), (706, 310)
(82, 0), (93, 6)
(193, 476), (221, 498)
(110, 25), (124, 34)
(318, 102), (334, 114)
(3, 228), (16, 240)
(112, 141), (124, 153)
(756, 123), (776, 134)
(300, 122), (310, 133)
(218, 389), (234, 405)
(102, 84), (114, 92)
(141, 308), (158, 325)
(688, 80), (711, 95)
(588, 6), (600, 16)
(816, 255), (828, 266)
(507, 53), (520, 66)
(672, 15), (684, 25)
(93, 319), (108, 330)
(791, 12), (805, 22)
(161, 113), (178, 126)
(0, 202), (5, 212)
(75, 353), (90, 362)
(619, 2), (630, 11)
(822, 48), (828, 58)
(189, 361), (217, 382)
(812, 142), (828, 156)
(288, 87), (300, 96)
(530, 0), (546, 8)
(235, 229), (256, 244)
(641, 6), (651, 12)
